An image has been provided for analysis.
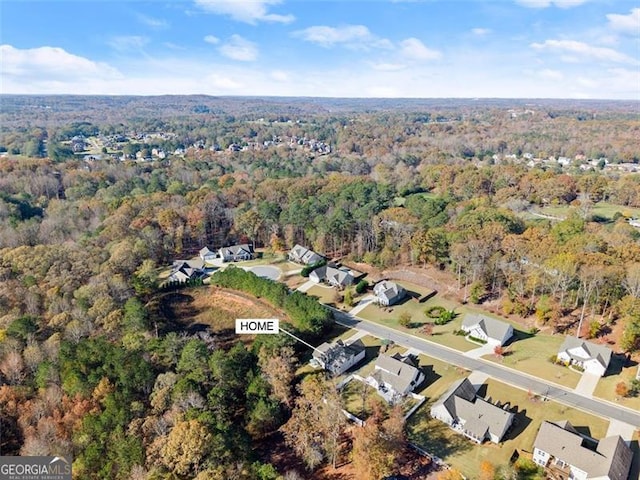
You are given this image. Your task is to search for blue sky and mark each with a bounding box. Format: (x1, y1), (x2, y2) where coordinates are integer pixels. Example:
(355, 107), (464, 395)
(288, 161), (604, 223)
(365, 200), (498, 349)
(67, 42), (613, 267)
(1, 1), (638, 98)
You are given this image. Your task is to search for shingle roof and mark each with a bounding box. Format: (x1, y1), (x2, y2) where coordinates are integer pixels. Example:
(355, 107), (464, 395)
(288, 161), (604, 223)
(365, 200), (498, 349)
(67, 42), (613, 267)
(374, 281), (405, 303)
(461, 314), (513, 342)
(534, 421), (632, 480)
(432, 378), (512, 441)
(559, 336), (613, 370)
(373, 353), (421, 394)
(313, 339), (365, 373)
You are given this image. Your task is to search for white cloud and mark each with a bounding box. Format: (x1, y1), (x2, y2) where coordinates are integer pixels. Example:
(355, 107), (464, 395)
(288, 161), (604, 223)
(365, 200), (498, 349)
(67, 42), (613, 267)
(218, 35), (258, 61)
(538, 68), (564, 80)
(606, 8), (640, 35)
(399, 38), (442, 61)
(108, 35), (149, 52)
(531, 39), (636, 64)
(472, 28), (492, 36)
(137, 14), (168, 29)
(270, 70), (290, 82)
(205, 73), (242, 89)
(370, 62), (407, 71)
(194, 0), (294, 24)
(204, 35), (220, 44)
(1, 44), (121, 80)
(293, 25), (376, 48)
(516, 0), (588, 8)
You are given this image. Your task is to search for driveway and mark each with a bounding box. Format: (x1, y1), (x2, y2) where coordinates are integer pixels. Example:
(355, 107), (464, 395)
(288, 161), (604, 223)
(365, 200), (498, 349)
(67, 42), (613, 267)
(348, 295), (375, 316)
(296, 280), (317, 293)
(574, 372), (601, 398)
(463, 342), (495, 360)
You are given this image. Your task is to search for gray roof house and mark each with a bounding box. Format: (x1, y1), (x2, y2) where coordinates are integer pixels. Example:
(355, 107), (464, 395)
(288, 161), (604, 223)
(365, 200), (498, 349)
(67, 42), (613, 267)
(367, 353), (424, 403)
(288, 244), (324, 265)
(557, 337), (613, 377)
(309, 265), (354, 289)
(218, 244), (254, 262)
(532, 420), (632, 480)
(461, 314), (514, 346)
(373, 281), (406, 306)
(430, 378), (514, 444)
(312, 339), (366, 376)
(168, 258), (206, 283)
(199, 246), (217, 263)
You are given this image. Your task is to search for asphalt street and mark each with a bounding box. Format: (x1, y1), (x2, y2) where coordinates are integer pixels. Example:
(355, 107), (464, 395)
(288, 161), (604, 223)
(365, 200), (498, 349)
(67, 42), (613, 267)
(332, 309), (640, 428)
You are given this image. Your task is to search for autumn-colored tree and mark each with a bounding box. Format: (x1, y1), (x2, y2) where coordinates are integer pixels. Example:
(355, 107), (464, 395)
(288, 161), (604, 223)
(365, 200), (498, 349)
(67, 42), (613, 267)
(423, 322), (434, 336)
(615, 381), (629, 398)
(494, 345), (504, 359)
(259, 346), (297, 408)
(283, 375), (347, 470)
(161, 419), (212, 476)
(437, 468), (463, 480)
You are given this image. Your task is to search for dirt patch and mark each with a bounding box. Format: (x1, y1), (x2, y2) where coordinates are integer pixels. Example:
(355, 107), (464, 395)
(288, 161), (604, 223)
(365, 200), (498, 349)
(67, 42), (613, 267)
(153, 286), (289, 348)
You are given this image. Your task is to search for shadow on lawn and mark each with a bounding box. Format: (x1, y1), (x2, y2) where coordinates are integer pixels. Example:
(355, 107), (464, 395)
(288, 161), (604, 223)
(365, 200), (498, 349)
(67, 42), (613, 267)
(502, 409), (532, 442)
(603, 354), (635, 377)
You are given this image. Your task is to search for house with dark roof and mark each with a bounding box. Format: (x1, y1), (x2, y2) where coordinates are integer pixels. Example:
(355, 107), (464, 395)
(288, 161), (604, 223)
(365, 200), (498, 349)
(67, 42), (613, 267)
(373, 280), (406, 306)
(218, 244), (254, 262)
(309, 264), (354, 289)
(367, 353), (424, 403)
(312, 339), (366, 376)
(557, 337), (613, 377)
(461, 314), (514, 346)
(288, 244), (324, 265)
(168, 258), (206, 283)
(532, 420), (632, 480)
(430, 378), (515, 444)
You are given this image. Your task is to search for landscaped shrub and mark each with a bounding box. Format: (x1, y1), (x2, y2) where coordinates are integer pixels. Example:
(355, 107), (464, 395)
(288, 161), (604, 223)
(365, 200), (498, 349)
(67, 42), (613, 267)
(425, 306), (445, 318)
(399, 312), (412, 327)
(355, 279), (368, 294)
(467, 335), (487, 344)
(436, 309), (456, 325)
(453, 329), (466, 336)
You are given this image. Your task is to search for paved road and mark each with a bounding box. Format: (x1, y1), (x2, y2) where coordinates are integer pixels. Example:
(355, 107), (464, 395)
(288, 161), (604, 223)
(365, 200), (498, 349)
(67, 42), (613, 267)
(331, 309), (640, 428)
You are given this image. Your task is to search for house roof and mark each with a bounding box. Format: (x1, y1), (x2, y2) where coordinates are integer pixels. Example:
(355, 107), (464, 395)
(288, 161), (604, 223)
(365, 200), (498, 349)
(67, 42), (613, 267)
(290, 244), (324, 265)
(461, 314), (513, 341)
(559, 336), (613, 370)
(220, 244), (253, 256)
(454, 395), (514, 440)
(432, 378), (513, 441)
(313, 339), (365, 373)
(374, 281), (405, 302)
(373, 353), (421, 394)
(534, 421), (632, 480)
(199, 246), (215, 256)
(312, 265), (353, 286)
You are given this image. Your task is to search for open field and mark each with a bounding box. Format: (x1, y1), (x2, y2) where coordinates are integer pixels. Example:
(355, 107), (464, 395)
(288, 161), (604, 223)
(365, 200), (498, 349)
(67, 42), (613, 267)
(153, 285), (287, 347)
(535, 202), (640, 221)
(593, 355), (640, 411)
(408, 377), (610, 478)
(482, 332), (581, 389)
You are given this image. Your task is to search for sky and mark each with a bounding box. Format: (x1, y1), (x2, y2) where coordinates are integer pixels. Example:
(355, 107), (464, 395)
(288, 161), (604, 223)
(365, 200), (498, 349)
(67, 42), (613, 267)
(0, 0), (639, 99)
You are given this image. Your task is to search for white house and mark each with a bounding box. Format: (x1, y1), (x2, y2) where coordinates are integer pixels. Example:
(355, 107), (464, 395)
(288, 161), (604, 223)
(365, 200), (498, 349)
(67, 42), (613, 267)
(199, 246), (217, 263)
(460, 314), (514, 346)
(218, 244), (254, 262)
(373, 281), (406, 306)
(532, 420), (632, 480)
(312, 339), (366, 376)
(557, 337), (613, 377)
(430, 378), (514, 444)
(367, 353), (424, 403)
(167, 259), (206, 283)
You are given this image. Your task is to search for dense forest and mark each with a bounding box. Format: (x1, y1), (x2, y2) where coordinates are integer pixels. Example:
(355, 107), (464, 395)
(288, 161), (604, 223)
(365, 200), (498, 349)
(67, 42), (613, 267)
(0, 96), (639, 479)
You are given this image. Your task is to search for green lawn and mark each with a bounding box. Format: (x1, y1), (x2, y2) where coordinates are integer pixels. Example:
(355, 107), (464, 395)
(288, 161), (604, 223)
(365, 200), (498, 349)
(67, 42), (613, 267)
(593, 356), (640, 411)
(306, 284), (341, 306)
(482, 333), (581, 389)
(538, 202), (640, 221)
(408, 377), (610, 478)
(360, 289), (529, 354)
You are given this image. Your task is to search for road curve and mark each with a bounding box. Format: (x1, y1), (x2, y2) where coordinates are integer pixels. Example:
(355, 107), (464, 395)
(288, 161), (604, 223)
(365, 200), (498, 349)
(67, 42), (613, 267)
(331, 309), (640, 428)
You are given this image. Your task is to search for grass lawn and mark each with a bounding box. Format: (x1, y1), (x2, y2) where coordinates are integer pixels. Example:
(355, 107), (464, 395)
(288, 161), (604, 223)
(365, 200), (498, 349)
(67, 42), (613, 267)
(408, 377), (610, 478)
(593, 355), (640, 411)
(482, 332), (581, 389)
(306, 284), (341, 306)
(538, 202), (640, 221)
(360, 288), (528, 354)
